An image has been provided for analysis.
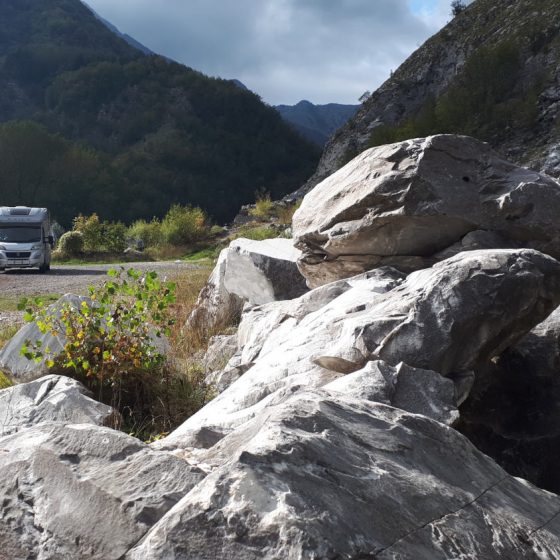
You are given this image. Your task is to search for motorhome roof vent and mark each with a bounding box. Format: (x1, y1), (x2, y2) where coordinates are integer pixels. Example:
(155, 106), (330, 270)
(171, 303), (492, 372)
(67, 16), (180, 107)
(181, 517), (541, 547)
(9, 207), (31, 216)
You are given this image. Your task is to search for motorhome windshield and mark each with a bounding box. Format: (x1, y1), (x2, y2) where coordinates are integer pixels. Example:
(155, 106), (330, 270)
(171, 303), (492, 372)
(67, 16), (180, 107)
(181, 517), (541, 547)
(0, 226), (42, 243)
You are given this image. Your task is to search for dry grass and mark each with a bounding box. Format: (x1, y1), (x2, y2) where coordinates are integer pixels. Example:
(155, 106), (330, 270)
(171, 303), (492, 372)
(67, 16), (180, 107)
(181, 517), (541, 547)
(123, 264), (237, 441)
(168, 266), (236, 357)
(0, 325), (18, 350)
(249, 194), (275, 220)
(276, 201), (301, 225)
(0, 372), (11, 389)
(0, 326), (17, 389)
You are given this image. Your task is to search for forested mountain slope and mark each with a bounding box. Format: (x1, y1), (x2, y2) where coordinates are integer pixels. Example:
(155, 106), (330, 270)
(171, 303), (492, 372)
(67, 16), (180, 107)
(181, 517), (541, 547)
(302, 0), (560, 194)
(0, 0), (319, 226)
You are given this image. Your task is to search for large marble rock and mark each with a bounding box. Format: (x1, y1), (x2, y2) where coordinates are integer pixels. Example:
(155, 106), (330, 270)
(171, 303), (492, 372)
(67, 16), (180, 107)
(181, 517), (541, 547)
(0, 374), (113, 436)
(187, 247), (244, 332)
(0, 294), (88, 382)
(130, 390), (560, 559)
(224, 238), (308, 302)
(188, 237), (308, 331)
(157, 249), (560, 452)
(203, 334), (238, 373)
(459, 305), (560, 493)
(0, 422), (204, 559)
(293, 134), (560, 287)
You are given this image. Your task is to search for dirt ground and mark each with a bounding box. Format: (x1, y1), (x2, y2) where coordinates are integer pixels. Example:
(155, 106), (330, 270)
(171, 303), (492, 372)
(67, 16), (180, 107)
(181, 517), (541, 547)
(0, 261), (201, 328)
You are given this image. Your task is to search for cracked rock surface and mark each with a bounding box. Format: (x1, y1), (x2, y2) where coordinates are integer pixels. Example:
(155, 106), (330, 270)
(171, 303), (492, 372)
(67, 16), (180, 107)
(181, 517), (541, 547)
(0, 375), (113, 436)
(158, 248), (560, 452)
(0, 422), (204, 559)
(129, 390), (560, 560)
(293, 135), (560, 287)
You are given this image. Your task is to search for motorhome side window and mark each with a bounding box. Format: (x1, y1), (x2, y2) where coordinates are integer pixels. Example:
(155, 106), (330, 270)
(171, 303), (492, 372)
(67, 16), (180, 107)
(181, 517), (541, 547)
(0, 226), (42, 243)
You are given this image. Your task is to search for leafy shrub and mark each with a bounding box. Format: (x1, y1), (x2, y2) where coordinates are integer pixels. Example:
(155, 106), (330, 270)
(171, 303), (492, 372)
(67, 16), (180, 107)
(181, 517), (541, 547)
(249, 193), (275, 220)
(57, 230), (84, 256)
(73, 213), (127, 253)
(104, 222), (127, 253)
(451, 0), (466, 17)
(19, 268), (207, 435)
(128, 218), (164, 248)
(161, 204), (209, 246)
(73, 213), (103, 252)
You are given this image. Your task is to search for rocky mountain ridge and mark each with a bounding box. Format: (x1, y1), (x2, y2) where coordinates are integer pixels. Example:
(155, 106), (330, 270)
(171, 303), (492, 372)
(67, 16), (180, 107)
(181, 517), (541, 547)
(301, 0), (560, 195)
(275, 100), (359, 146)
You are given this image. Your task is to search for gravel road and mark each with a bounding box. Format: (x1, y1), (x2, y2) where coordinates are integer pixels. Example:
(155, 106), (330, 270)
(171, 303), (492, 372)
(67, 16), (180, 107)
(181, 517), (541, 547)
(0, 261), (202, 329)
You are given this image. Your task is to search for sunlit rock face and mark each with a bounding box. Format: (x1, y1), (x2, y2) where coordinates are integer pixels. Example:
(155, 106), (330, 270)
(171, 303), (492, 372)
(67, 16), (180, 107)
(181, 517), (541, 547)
(0, 422), (204, 559)
(187, 237), (308, 331)
(130, 390), (560, 560)
(293, 135), (560, 287)
(0, 374), (114, 436)
(157, 248), (560, 453)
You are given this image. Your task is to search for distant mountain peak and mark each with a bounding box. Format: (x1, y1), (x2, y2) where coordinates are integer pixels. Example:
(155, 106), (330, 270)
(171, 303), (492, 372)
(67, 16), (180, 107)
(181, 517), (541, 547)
(276, 100), (359, 146)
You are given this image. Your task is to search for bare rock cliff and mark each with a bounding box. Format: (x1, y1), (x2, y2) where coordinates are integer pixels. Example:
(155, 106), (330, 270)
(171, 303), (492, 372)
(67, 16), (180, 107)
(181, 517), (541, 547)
(300, 0), (560, 195)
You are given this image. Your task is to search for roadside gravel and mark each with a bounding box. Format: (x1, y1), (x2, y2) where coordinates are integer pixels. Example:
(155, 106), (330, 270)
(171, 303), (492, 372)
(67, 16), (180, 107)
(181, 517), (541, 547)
(0, 261), (201, 329)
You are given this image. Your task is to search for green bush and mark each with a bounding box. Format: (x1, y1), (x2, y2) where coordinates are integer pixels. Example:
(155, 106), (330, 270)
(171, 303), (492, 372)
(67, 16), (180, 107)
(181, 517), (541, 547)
(19, 268), (182, 434)
(249, 193), (275, 220)
(73, 213), (103, 252)
(161, 204), (209, 246)
(128, 218), (164, 248)
(104, 222), (127, 253)
(73, 213), (127, 253)
(57, 230), (84, 256)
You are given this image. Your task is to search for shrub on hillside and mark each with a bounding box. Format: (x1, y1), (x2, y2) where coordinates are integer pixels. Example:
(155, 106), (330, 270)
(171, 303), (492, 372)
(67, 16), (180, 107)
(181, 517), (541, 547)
(249, 193), (275, 220)
(57, 230), (84, 256)
(161, 205), (209, 246)
(128, 218), (164, 248)
(73, 213), (127, 253)
(451, 0), (466, 17)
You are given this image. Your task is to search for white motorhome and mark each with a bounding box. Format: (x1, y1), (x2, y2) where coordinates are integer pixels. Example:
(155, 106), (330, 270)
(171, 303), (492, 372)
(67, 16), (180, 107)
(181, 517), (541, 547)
(0, 207), (54, 273)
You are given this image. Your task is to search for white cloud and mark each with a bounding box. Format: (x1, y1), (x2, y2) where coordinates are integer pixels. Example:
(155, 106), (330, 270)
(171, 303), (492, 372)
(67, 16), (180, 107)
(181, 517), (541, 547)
(85, 0), (459, 105)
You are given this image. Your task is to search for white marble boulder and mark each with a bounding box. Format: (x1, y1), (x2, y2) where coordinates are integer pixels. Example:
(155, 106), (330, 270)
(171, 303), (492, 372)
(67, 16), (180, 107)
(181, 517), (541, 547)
(188, 237), (309, 331)
(130, 390), (560, 559)
(0, 374), (114, 436)
(158, 248), (560, 452)
(0, 422), (204, 559)
(293, 134), (560, 287)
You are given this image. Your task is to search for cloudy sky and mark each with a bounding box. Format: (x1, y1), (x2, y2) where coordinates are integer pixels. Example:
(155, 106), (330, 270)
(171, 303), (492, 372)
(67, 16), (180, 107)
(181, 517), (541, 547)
(85, 0), (463, 105)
